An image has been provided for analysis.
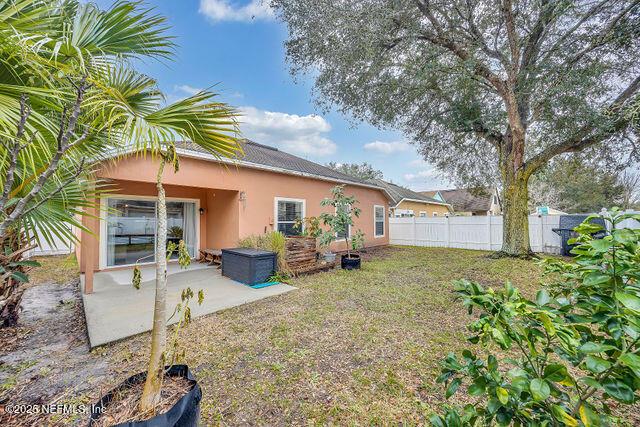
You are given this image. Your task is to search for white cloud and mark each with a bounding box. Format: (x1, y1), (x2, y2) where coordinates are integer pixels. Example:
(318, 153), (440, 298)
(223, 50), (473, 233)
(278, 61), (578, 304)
(408, 158), (429, 168)
(174, 84), (202, 96)
(364, 140), (412, 154)
(403, 169), (440, 182)
(239, 106), (337, 157)
(199, 0), (273, 22)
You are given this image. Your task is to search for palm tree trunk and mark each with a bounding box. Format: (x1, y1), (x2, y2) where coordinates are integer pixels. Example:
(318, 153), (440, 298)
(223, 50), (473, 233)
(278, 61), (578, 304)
(140, 159), (167, 412)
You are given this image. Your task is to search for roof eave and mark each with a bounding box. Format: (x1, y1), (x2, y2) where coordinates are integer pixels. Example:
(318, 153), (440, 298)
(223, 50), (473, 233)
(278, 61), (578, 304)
(100, 146), (393, 197)
(392, 197), (453, 208)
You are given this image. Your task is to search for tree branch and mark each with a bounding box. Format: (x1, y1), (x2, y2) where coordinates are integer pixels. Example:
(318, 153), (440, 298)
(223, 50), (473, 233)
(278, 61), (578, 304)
(525, 74), (640, 174)
(0, 94), (30, 213)
(502, 0), (520, 77)
(413, 0), (507, 96)
(0, 77), (90, 237)
(19, 158), (86, 220)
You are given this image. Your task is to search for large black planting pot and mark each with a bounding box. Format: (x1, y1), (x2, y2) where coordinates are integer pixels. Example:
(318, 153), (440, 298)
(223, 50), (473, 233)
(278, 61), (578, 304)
(89, 365), (201, 427)
(341, 254), (361, 270)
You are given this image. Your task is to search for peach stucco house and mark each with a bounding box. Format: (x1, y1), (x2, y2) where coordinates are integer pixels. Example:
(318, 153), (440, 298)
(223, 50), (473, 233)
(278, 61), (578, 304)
(77, 141), (391, 293)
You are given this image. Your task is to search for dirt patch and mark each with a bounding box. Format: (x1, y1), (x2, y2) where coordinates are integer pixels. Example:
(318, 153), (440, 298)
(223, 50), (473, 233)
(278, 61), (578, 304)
(0, 280), (109, 426)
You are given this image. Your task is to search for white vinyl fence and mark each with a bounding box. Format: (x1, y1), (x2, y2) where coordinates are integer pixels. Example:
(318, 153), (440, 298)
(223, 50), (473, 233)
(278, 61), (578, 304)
(25, 228), (74, 258)
(390, 215), (563, 254)
(389, 210), (640, 254)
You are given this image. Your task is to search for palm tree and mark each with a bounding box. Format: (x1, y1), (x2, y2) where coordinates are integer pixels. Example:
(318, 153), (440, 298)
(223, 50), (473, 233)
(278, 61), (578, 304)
(0, 0), (242, 413)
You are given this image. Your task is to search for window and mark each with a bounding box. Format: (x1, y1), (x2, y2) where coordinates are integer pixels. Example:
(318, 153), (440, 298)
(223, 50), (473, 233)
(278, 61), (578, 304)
(433, 212), (438, 217)
(374, 205), (385, 237)
(419, 211), (427, 217)
(104, 197), (197, 267)
(275, 198), (305, 236)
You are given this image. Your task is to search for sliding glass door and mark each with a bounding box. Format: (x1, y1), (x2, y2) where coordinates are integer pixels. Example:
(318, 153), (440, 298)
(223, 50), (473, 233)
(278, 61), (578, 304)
(105, 198), (197, 267)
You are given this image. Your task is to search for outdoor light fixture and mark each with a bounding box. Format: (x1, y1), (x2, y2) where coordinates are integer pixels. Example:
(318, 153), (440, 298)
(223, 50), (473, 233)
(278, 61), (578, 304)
(199, 207), (205, 215)
(239, 191), (247, 210)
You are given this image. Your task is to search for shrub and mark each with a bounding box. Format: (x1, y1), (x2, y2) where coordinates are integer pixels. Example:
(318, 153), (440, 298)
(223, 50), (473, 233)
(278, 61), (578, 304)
(431, 209), (640, 426)
(239, 231), (290, 274)
(319, 185), (365, 257)
(293, 216), (323, 238)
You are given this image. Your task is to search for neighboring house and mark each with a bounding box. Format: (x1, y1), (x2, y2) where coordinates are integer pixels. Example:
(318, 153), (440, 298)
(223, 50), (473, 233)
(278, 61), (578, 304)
(421, 188), (502, 216)
(77, 140), (391, 293)
(533, 206), (567, 215)
(368, 179), (452, 218)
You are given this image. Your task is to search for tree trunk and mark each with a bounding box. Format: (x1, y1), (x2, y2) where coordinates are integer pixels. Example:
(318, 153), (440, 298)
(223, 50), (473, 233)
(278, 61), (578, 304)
(140, 160), (167, 412)
(500, 171), (532, 256)
(0, 231), (34, 327)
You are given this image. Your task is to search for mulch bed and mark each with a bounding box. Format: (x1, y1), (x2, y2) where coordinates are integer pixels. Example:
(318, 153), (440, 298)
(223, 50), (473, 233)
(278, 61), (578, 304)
(92, 375), (192, 427)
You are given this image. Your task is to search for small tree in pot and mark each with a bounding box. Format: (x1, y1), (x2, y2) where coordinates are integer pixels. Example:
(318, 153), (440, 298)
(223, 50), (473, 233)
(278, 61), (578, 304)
(319, 185), (364, 270)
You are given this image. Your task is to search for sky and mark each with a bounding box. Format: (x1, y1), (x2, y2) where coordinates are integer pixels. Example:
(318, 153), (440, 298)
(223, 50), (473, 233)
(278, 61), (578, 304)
(107, 0), (452, 191)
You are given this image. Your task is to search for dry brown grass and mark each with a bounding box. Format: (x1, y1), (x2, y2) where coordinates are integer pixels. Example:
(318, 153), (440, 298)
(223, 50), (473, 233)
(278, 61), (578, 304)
(102, 246), (548, 425)
(28, 254), (79, 286)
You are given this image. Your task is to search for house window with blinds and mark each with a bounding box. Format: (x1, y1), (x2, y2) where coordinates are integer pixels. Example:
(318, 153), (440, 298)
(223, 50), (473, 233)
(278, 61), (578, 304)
(374, 205), (385, 237)
(276, 198), (304, 236)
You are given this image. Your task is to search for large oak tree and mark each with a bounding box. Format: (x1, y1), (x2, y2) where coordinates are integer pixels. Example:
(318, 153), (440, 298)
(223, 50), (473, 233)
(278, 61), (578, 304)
(272, 0), (640, 255)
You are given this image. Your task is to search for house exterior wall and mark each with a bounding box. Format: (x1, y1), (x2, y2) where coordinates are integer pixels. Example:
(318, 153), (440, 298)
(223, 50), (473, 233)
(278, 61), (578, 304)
(393, 201), (451, 217)
(79, 154), (390, 283)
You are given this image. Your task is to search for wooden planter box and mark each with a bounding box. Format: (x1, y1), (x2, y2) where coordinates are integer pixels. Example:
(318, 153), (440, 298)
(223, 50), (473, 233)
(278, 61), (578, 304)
(285, 236), (317, 271)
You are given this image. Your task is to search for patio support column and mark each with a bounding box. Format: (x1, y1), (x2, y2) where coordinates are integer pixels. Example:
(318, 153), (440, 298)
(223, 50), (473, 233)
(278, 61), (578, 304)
(84, 267), (94, 294)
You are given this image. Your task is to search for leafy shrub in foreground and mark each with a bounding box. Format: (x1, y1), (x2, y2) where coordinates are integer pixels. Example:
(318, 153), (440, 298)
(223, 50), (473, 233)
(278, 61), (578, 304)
(431, 209), (640, 426)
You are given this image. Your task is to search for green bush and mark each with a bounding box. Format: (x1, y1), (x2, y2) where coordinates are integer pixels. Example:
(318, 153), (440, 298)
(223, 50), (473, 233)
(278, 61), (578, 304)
(431, 209), (640, 426)
(239, 231), (289, 274)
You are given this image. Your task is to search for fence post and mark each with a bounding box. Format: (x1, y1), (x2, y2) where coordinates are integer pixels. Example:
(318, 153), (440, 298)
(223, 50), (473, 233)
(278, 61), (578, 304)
(412, 216), (417, 246)
(539, 215), (544, 253)
(486, 215), (491, 250)
(444, 215), (450, 248)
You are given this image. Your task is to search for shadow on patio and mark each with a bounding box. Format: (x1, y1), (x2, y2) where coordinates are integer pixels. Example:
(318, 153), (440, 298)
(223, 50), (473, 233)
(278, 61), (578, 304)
(80, 264), (295, 348)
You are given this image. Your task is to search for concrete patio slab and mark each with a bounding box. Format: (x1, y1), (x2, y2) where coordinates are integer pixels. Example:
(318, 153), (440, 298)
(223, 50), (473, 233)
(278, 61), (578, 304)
(80, 266), (295, 347)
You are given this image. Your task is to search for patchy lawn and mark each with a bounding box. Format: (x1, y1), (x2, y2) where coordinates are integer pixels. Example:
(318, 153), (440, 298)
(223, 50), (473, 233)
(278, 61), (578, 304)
(28, 254), (79, 286)
(118, 247), (542, 424)
(0, 247), (562, 425)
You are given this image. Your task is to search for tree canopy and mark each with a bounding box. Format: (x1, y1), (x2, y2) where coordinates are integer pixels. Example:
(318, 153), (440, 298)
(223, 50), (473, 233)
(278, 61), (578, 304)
(529, 157), (627, 213)
(273, 0), (640, 255)
(326, 162), (384, 180)
(273, 0), (639, 182)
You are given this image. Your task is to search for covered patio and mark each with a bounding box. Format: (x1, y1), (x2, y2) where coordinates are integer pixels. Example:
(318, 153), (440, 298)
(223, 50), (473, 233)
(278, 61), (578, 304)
(80, 264), (295, 347)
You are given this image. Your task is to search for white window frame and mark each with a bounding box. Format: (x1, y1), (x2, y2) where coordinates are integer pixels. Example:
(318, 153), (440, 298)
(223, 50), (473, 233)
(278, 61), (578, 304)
(99, 194), (200, 270)
(274, 197), (306, 236)
(374, 205), (385, 238)
(419, 211), (427, 217)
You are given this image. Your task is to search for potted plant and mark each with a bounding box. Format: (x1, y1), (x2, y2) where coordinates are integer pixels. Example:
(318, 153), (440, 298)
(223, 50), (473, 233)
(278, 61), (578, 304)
(319, 185), (364, 270)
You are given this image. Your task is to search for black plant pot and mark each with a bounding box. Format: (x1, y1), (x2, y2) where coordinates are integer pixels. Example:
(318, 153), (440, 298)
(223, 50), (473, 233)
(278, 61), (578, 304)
(341, 254), (361, 270)
(89, 365), (201, 427)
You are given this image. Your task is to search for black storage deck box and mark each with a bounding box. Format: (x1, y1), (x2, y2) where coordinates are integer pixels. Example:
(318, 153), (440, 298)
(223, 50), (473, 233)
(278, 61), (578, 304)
(221, 248), (277, 285)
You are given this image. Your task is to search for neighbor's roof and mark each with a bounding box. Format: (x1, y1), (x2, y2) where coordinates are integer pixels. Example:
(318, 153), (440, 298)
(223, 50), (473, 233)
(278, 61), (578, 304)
(422, 188), (494, 212)
(420, 190), (439, 198)
(367, 179), (450, 207)
(176, 140), (385, 192)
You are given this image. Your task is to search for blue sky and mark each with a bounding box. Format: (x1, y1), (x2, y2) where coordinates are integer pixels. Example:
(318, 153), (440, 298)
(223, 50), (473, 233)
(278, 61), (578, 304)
(115, 0), (451, 190)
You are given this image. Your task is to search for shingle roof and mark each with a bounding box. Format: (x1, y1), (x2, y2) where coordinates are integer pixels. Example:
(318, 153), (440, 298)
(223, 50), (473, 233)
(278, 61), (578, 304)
(421, 188), (493, 212)
(176, 140), (379, 189)
(367, 179), (448, 207)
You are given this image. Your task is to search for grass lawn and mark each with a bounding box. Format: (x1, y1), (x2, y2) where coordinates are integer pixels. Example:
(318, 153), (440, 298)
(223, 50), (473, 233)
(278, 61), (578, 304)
(28, 254), (79, 285)
(103, 246), (547, 425)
